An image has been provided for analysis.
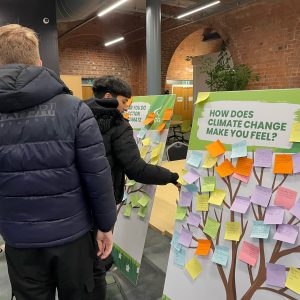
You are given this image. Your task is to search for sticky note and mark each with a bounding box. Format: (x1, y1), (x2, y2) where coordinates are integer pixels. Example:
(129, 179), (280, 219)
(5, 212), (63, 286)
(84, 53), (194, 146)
(235, 157), (253, 177)
(208, 189), (226, 206)
(187, 151), (203, 168)
(152, 132), (161, 144)
(231, 140), (247, 158)
(273, 224), (299, 244)
(174, 247), (186, 267)
(290, 200), (300, 220)
(266, 263), (286, 288)
(179, 191), (193, 207)
(183, 169), (200, 184)
(254, 149), (273, 168)
(151, 143), (163, 159)
(171, 231), (182, 251)
(250, 185), (272, 207)
(273, 154), (293, 174)
(202, 152), (218, 168)
(144, 112), (155, 125)
(203, 217), (220, 239)
(216, 159), (235, 177)
(131, 193), (140, 207)
(178, 228), (193, 247)
(162, 108), (173, 121)
(293, 153), (300, 174)
(230, 196), (251, 214)
(238, 241), (259, 266)
(175, 206), (187, 220)
(185, 184), (199, 193)
(264, 206), (285, 224)
(177, 177), (187, 186)
(201, 176), (216, 192)
(285, 267), (300, 295)
(206, 140), (226, 158)
(137, 127), (147, 139)
(274, 186), (297, 210)
(187, 212), (201, 227)
(225, 222), (241, 241)
(195, 239), (211, 256)
(195, 92), (210, 104)
(142, 138), (151, 146)
(123, 204), (132, 217)
(140, 146), (148, 159)
(151, 156), (159, 165)
(289, 122), (300, 142)
(250, 221), (271, 239)
(232, 172), (250, 183)
(138, 194), (151, 207)
(212, 245), (229, 266)
(125, 180), (136, 187)
(195, 194), (209, 211)
(138, 205), (147, 218)
(123, 113), (129, 119)
(157, 122), (166, 133)
(185, 256), (203, 280)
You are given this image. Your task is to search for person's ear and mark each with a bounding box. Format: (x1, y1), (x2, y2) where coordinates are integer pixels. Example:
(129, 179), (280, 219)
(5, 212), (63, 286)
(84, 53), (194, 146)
(104, 92), (112, 99)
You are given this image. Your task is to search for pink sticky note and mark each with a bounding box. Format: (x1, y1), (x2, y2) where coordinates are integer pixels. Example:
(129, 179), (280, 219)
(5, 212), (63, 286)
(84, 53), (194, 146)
(238, 241), (259, 266)
(230, 196), (251, 214)
(273, 224), (299, 244)
(264, 206), (285, 224)
(183, 169), (200, 184)
(232, 172), (250, 183)
(178, 228), (193, 247)
(290, 199), (300, 220)
(187, 212), (201, 227)
(274, 186), (297, 210)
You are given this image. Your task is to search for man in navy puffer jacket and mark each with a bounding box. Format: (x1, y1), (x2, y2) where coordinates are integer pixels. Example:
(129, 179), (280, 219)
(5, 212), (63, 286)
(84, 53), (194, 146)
(0, 24), (116, 300)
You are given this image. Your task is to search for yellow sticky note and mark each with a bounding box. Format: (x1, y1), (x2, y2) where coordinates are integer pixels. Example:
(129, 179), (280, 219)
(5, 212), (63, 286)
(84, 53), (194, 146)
(123, 204), (132, 217)
(286, 267), (300, 295)
(196, 194), (209, 211)
(138, 194), (151, 207)
(225, 222), (241, 241)
(195, 92), (210, 104)
(208, 189), (226, 206)
(151, 143), (163, 159)
(185, 256), (202, 280)
(142, 138), (151, 146)
(140, 146), (148, 159)
(202, 152), (218, 168)
(125, 180), (136, 187)
(289, 122), (300, 142)
(177, 177), (187, 185)
(151, 156), (159, 165)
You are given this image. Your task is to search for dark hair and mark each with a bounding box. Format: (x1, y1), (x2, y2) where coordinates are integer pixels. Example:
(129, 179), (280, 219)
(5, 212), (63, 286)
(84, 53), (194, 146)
(93, 75), (132, 99)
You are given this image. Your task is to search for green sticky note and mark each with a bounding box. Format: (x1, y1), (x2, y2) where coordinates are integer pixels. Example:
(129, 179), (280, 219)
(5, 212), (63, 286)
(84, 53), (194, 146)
(138, 205), (148, 218)
(131, 193), (140, 207)
(126, 180), (136, 187)
(123, 204), (132, 217)
(176, 206), (187, 220)
(203, 217), (220, 239)
(138, 194), (151, 207)
(201, 176), (216, 192)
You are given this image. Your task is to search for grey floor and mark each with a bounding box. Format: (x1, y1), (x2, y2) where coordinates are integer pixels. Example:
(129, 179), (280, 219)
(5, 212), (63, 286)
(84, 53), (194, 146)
(0, 227), (171, 300)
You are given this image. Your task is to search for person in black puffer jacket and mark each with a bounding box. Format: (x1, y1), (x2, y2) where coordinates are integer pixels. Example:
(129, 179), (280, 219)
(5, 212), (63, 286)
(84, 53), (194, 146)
(87, 76), (180, 205)
(0, 24), (116, 300)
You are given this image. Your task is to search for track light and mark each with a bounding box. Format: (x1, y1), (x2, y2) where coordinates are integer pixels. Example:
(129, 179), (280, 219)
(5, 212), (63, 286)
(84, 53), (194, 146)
(177, 1), (221, 19)
(104, 37), (125, 47)
(98, 0), (129, 17)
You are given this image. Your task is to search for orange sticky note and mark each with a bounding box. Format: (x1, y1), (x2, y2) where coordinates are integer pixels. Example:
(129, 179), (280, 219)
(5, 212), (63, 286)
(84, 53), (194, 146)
(195, 239), (211, 256)
(235, 157), (253, 177)
(127, 98), (132, 107)
(144, 112), (155, 125)
(123, 113), (129, 119)
(157, 122), (166, 133)
(273, 154), (293, 174)
(215, 159), (234, 177)
(162, 109), (173, 121)
(206, 140), (226, 158)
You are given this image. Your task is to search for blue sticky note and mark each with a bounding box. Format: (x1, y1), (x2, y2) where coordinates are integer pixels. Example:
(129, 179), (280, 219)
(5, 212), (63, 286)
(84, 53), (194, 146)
(185, 184), (199, 193)
(231, 140), (247, 158)
(152, 132), (161, 144)
(212, 245), (229, 266)
(137, 127), (147, 139)
(171, 231), (182, 251)
(250, 220), (271, 239)
(187, 151), (203, 168)
(174, 247), (186, 268)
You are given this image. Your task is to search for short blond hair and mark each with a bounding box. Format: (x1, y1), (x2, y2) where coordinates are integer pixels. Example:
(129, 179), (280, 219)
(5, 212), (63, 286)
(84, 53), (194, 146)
(0, 24), (40, 65)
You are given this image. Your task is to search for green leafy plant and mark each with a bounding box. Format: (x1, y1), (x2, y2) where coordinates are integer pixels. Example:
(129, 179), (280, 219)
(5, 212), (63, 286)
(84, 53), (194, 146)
(203, 42), (259, 91)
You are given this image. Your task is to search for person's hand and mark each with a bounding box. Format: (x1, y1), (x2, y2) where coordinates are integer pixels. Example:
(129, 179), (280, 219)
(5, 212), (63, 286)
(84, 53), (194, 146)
(175, 182), (181, 192)
(96, 230), (113, 259)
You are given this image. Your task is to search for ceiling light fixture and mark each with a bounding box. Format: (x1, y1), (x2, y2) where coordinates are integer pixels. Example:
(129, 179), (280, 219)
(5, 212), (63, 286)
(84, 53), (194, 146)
(98, 0), (129, 17)
(177, 1), (221, 19)
(104, 37), (125, 47)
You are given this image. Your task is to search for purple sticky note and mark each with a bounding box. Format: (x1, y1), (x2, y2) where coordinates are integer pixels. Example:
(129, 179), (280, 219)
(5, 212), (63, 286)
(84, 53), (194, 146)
(266, 263), (286, 288)
(273, 224), (299, 244)
(178, 228), (193, 247)
(187, 212), (201, 227)
(183, 169), (200, 184)
(290, 199), (300, 220)
(250, 185), (272, 207)
(254, 149), (273, 168)
(264, 206), (285, 224)
(293, 153), (300, 174)
(230, 196), (251, 214)
(179, 191), (193, 207)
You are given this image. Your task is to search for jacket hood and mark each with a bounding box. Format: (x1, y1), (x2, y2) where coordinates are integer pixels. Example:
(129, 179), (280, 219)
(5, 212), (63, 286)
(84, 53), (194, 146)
(88, 98), (124, 134)
(0, 64), (71, 113)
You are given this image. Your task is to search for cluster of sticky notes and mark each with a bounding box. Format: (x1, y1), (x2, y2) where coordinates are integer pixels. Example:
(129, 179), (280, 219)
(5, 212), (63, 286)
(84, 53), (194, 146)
(203, 217), (220, 239)
(238, 241), (259, 266)
(225, 222), (241, 241)
(144, 112), (155, 125)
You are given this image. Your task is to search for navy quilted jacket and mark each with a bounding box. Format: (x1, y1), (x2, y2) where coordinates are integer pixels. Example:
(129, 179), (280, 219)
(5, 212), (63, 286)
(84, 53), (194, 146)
(0, 64), (116, 248)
